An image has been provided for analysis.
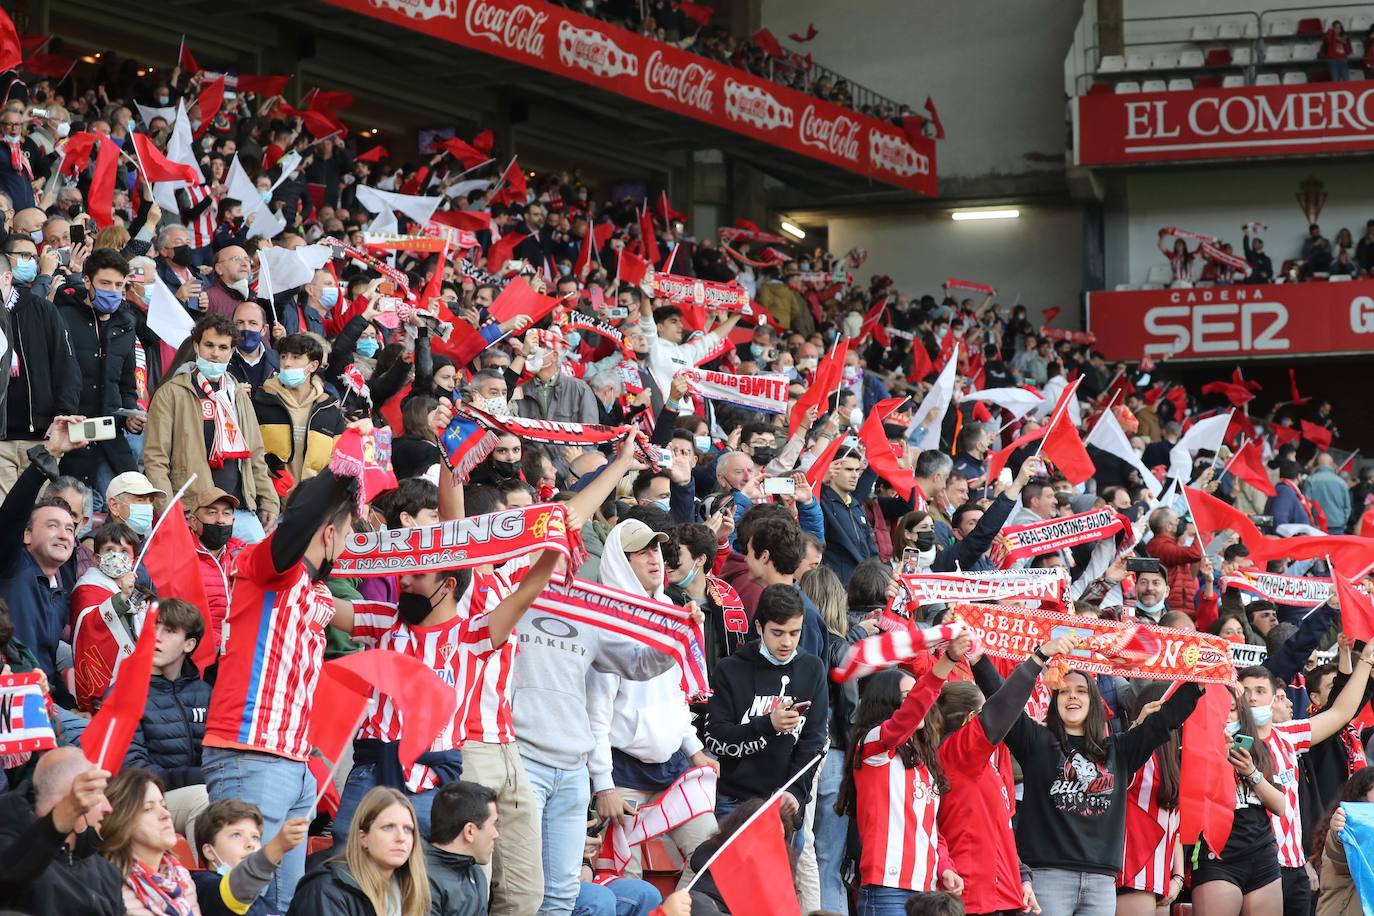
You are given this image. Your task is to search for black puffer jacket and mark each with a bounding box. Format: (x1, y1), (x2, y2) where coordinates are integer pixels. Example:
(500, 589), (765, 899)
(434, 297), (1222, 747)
(54, 285), (139, 478)
(123, 663), (212, 790)
(0, 779), (125, 916)
(425, 844), (488, 915)
(5, 287), (78, 440)
(286, 861), (377, 916)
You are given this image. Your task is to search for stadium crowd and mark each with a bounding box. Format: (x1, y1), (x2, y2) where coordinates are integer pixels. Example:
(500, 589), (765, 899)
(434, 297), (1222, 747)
(2, 33), (1374, 916)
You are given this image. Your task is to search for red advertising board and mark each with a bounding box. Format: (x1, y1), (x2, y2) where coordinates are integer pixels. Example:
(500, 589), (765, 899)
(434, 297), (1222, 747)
(322, 0), (936, 195)
(1074, 80), (1374, 166)
(1086, 280), (1374, 361)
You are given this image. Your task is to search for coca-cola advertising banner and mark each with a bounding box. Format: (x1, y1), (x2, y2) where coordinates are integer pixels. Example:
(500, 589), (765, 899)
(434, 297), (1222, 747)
(1086, 280), (1374, 361)
(323, 0), (936, 195)
(1074, 80), (1374, 166)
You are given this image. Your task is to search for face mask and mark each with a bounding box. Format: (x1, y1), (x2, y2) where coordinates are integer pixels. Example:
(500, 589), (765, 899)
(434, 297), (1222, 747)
(92, 289), (123, 314)
(491, 459), (521, 479)
(849, 407), (864, 427)
(12, 259), (36, 283)
(67, 205), (82, 220)
(1136, 598), (1166, 617)
(356, 338), (379, 358)
(278, 367), (307, 388)
(229, 278), (250, 298)
(843, 367), (860, 384)
(125, 504), (154, 537)
(565, 331), (581, 350)
(1224, 721), (1241, 737)
(239, 329), (262, 352)
(480, 397), (510, 417)
(694, 435), (711, 453)
(196, 356), (228, 381)
(2, 134), (19, 145)
(171, 245), (194, 268)
(29, 229), (42, 244)
(751, 446), (775, 467)
(397, 588), (441, 626)
(559, 264), (572, 276)
(320, 286), (339, 309)
(750, 343), (765, 359)
(675, 564), (698, 589)
(98, 550), (133, 579)
(1250, 703), (1273, 727)
(259, 189), (272, 203)
(653, 497), (671, 513)
(914, 531), (935, 551)
(759, 640), (792, 666)
(156, 95), (170, 106)
(55, 121), (70, 139)
(199, 522), (233, 551)
(798, 357), (817, 371)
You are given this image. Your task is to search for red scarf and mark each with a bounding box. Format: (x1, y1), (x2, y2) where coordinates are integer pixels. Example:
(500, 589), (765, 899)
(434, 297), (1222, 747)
(195, 372), (250, 469)
(5, 137), (31, 180)
(126, 854), (197, 916)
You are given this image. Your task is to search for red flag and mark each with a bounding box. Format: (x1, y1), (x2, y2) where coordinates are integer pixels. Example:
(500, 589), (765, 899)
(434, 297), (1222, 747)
(23, 52), (74, 80)
(59, 130), (98, 178)
(82, 606), (160, 775)
(1200, 381), (1256, 408)
(924, 96), (945, 140)
(934, 329), (956, 371)
(858, 300), (889, 347)
(659, 190), (686, 225)
(1271, 423), (1300, 448)
(131, 132), (199, 185)
(141, 500), (218, 671)
(308, 649), (458, 768)
(308, 89), (355, 112)
(1040, 379), (1095, 485)
(1340, 452), (1358, 475)
(1179, 683), (1235, 856)
(399, 166), (429, 196)
(192, 76), (225, 140)
(300, 109), (345, 140)
(1301, 420), (1333, 451)
(1334, 565), (1374, 643)
(356, 145), (388, 164)
(431, 209), (491, 233)
(789, 339), (848, 437)
(471, 129), (494, 154)
(1184, 486), (1263, 545)
(485, 232), (528, 274)
(18, 33), (45, 55)
(1042, 307), (1062, 324)
(906, 341), (934, 384)
(489, 159), (527, 207)
(430, 319), (494, 369)
(986, 425), (1047, 485)
(438, 136), (490, 169)
(618, 247), (650, 288)
(679, 0), (714, 26)
(1288, 369), (1311, 406)
(87, 137), (121, 230)
(234, 74), (291, 97)
(177, 36), (199, 74)
(1164, 386), (1188, 420)
(805, 433), (847, 494)
(488, 276), (562, 327)
(752, 28), (784, 58)
(1228, 440), (1277, 497)
(1231, 366), (1263, 393)
(639, 205), (661, 266)
(421, 240), (448, 309)
(575, 222), (614, 277)
(859, 398), (916, 500)
(788, 23), (818, 42)
(705, 794), (801, 916)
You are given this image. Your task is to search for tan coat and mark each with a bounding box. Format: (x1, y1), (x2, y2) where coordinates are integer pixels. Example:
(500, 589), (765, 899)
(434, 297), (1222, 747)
(1319, 825), (1360, 916)
(143, 370), (279, 515)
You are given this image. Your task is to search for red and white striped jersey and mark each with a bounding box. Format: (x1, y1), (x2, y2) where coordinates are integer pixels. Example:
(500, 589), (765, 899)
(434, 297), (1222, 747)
(1265, 719), (1313, 868)
(204, 537), (335, 761)
(855, 725), (942, 891)
(351, 602), (496, 792)
(456, 567), (517, 745)
(1117, 757), (1180, 894)
(185, 183), (216, 249)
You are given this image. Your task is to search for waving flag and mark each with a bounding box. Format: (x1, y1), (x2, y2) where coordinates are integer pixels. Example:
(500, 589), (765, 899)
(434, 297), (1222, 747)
(1226, 439), (1277, 497)
(439, 410), (498, 480)
(1180, 683), (1236, 856)
(131, 131), (200, 185)
(83, 605), (160, 775)
(859, 397), (916, 500)
(0, 673), (56, 754)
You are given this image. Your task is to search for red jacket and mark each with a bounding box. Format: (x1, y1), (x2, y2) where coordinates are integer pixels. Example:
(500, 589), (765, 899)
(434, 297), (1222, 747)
(937, 715), (1024, 913)
(196, 538), (246, 656)
(1146, 533), (1203, 614)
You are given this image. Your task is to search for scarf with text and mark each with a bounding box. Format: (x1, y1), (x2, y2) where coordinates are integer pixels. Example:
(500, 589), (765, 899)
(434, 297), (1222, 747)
(944, 277), (996, 295)
(680, 368), (789, 415)
(454, 402), (634, 448)
(898, 568), (1070, 609)
(561, 312), (626, 348)
(1039, 326), (1097, 345)
(832, 622), (972, 683)
(990, 507), (1130, 569)
(195, 372), (250, 468)
(1220, 570), (1352, 605)
(595, 766), (717, 877)
(649, 271), (753, 315)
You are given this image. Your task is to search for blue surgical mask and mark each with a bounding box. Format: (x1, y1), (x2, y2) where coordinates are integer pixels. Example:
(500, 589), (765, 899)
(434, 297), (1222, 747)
(195, 356), (228, 381)
(320, 286), (339, 309)
(759, 640), (793, 666)
(92, 289), (123, 314)
(1224, 721), (1241, 737)
(559, 263), (572, 276)
(126, 503), (154, 536)
(357, 338), (379, 358)
(259, 189), (272, 203)
(653, 497), (670, 513)
(675, 564), (698, 590)
(28, 229), (41, 244)
(565, 331), (581, 349)
(238, 329), (262, 352)
(694, 435), (711, 453)
(11, 258), (36, 283)
(278, 367), (307, 388)
(750, 343), (765, 359)
(1250, 703), (1273, 727)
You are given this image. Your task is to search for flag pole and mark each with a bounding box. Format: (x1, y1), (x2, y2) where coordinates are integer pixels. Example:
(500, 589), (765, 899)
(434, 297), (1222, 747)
(1033, 376), (1082, 460)
(1220, 436), (1249, 477)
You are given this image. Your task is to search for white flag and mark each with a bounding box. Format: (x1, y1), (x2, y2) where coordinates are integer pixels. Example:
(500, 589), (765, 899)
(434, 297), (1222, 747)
(258, 245), (333, 297)
(959, 387), (1043, 421)
(355, 185), (442, 229)
(1168, 410), (1233, 483)
(1084, 408), (1162, 497)
(151, 101), (198, 215)
(227, 156), (285, 241)
(146, 278), (194, 349)
(445, 178), (493, 200)
(269, 151), (304, 192)
(134, 103), (176, 128)
(909, 344), (959, 451)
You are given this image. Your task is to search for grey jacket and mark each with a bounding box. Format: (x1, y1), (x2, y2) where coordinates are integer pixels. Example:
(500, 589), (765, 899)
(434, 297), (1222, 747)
(511, 606), (676, 770)
(515, 372), (598, 426)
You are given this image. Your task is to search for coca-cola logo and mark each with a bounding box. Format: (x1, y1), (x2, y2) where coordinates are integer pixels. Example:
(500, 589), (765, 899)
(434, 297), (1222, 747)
(368, 0), (457, 19)
(644, 50), (716, 113)
(722, 78), (793, 132)
(557, 21), (638, 78)
(464, 0), (547, 57)
(798, 105), (861, 162)
(868, 129), (930, 177)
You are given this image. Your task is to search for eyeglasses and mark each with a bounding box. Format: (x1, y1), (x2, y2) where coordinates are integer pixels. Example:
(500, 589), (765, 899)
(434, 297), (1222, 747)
(4, 251), (34, 261)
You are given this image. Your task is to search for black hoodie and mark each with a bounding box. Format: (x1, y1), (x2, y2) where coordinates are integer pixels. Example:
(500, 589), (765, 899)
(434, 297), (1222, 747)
(704, 642), (828, 809)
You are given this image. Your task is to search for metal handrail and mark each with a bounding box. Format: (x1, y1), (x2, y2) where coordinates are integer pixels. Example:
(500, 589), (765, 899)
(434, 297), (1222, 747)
(1257, 2), (1369, 62)
(1075, 8), (1263, 95)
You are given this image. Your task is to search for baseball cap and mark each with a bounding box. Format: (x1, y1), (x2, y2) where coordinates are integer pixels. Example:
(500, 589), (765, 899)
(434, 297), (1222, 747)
(106, 472), (166, 503)
(617, 519), (668, 553)
(190, 487), (240, 511)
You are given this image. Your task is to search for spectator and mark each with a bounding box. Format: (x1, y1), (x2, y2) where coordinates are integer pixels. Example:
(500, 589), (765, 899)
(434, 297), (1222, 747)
(228, 300), (281, 389)
(252, 332), (345, 492)
(425, 781), (499, 916)
(1144, 509), (1205, 614)
(951, 423), (989, 485)
(99, 767), (202, 916)
(1243, 232), (1274, 284)
(187, 486), (246, 660)
(144, 313), (279, 543)
(154, 224), (210, 312)
(1356, 220), (1374, 278)
(1266, 460), (1315, 529)
(818, 447), (880, 584)
(1158, 234), (1196, 287)
(105, 470), (165, 538)
(1323, 20), (1353, 81)
(193, 800), (309, 916)
(1304, 452), (1352, 533)
(0, 107), (49, 210)
(1302, 223), (1331, 264)
(638, 302), (743, 399)
(70, 522), (145, 713)
(512, 333), (598, 426)
(205, 245), (252, 318)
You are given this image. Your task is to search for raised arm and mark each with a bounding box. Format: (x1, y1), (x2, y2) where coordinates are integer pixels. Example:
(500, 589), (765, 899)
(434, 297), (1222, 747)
(1307, 639), (1374, 745)
(487, 548), (561, 647)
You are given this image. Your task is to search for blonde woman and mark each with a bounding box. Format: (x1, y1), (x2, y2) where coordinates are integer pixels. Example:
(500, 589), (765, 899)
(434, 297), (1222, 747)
(100, 768), (201, 916)
(287, 786), (430, 916)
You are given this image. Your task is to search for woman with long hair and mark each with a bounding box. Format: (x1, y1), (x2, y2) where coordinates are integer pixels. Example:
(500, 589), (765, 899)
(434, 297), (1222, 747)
(1314, 766), (1374, 916)
(891, 511), (936, 574)
(1003, 664), (1201, 916)
(834, 632), (973, 914)
(1115, 683), (1184, 916)
(1158, 234), (1197, 286)
(100, 768), (201, 916)
(1188, 690), (1285, 916)
(287, 786), (430, 916)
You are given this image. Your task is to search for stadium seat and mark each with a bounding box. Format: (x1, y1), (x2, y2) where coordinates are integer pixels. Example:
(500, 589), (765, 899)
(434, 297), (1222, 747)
(1167, 78), (1194, 91)
(1282, 71), (1307, 84)
(1141, 79), (1168, 92)
(1352, 40), (1365, 59)
(174, 834), (197, 869)
(1231, 46), (1253, 65)
(1204, 48), (1232, 67)
(1255, 73), (1280, 85)
(1354, 68), (1367, 80)
(641, 838), (684, 898)
(1087, 81), (1113, 95)
(1097, 54), (1125, 73)
(1151, 52), (1180, 70)
(1352, 14), (1372, 33)
(1114, 284), (1138, 291)
(1329, 274), (1352, 282)
(1265, 45), (1292, 63)
(1217, 22), (1243, 40)
(1296, 17), (1323, 37)
(1222, 74), (1247, 87)
(1292, 43), (1319, 62)
(1125, 53), (1151, 71)
(1178, 50), (1205, 68)
(1191, 24), (1218, 41)
(1266, 18), (1295, 37)
(1114, 81), (1142, 94)
(1196, 76), (1222, 88)
(1145, 264), (1174, 286)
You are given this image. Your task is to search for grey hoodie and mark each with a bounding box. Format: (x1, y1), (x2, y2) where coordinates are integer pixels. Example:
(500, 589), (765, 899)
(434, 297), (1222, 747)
(511, 607), (676, 770)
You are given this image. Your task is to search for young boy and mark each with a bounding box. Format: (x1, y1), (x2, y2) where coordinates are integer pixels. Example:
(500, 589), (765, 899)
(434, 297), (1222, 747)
(193, 798), (309, 916)
(125, 598), (213, 844)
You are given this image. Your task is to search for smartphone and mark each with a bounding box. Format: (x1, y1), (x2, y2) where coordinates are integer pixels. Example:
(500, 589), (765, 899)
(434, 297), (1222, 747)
(1125, 557), (1158, 575)
(377, 280), (396, 296)
(790, 700), (812, 714)
(68, 416), (116, 444)
(606, 307), (629, 320)
(70, 224), (85, 247)
(503, 259), (526, 274)
(1232, 734), (1255, 753)
(901, 547), (921, 574)
(589, 287), (605, 310)
(763, 477), (796, 496)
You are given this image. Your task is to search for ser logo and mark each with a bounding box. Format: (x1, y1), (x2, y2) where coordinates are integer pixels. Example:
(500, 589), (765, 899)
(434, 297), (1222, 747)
(1141, 301), (1288, 357)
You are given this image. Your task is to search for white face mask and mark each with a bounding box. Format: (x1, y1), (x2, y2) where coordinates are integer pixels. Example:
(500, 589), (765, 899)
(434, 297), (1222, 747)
(55, 121), (70, 138)
(229, 277), (250, 298)
(1251, 703), (1273, 727)
(481, 396), (510, 417)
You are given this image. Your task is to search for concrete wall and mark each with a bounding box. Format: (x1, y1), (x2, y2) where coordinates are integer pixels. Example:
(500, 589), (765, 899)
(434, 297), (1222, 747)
(826, 205), (1085, 323)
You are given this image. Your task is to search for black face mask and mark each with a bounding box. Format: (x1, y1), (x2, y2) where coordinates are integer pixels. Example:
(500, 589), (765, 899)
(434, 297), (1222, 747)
(491, 459), (521, 479)
(313, 557), (334, 582)
(914, 531), (935, 551)
(750, 446), (776, 467)
(199, 522), (233, 551)
(67, 205), (82, 220)
(171, 245), (194, 268)
(434, 384), (454, 402)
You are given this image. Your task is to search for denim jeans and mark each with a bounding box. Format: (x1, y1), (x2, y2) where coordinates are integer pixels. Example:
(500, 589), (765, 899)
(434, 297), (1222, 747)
(857, 884), (914, 916)
(333, 763), (439, 843)
(523, 756), (592, 915)
(202, 747), (314, 912)
(1030, 867), (1116, 916)
(717, 792), (804, 851)
(1330, 60), (1351, 81)
(814, 747), (850, 911)
(573, 878), (663, 916)
(233, 508), (266, 545)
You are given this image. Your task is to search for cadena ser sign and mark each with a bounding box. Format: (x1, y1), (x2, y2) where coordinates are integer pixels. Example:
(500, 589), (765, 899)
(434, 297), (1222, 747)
(324, 0), (936, 194)
(1086, 280), (1374, 361)
(1074, 80), (1374, 165)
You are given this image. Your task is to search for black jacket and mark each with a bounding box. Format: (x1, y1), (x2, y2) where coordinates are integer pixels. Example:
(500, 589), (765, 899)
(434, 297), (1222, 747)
(5, 287), (75, 439)
(229, 346), (281, 390)
(425, 844), (488, 916)
(818, 467), (880, 585)
(0, 779), (125, 915)
(286, 861), (378, 916)
(124, 663), (212, 790)
(55, 287), (139, 477)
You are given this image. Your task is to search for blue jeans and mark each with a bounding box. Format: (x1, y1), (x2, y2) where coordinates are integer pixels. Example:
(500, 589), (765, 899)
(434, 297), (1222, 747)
(333, 763), (438, 843)
(574, 879), (662, 916)
(857, 884), (914, 916)
(233, 508), (266, 544)
(1030, 867), (1116, 916)
(815, 747), (850, 912)
(716, 792), (804, 852)
(1330, 60), (1351, 81)
(523, 756), (592, 915)
(202, 748), (314, 912)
